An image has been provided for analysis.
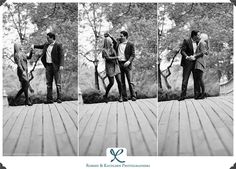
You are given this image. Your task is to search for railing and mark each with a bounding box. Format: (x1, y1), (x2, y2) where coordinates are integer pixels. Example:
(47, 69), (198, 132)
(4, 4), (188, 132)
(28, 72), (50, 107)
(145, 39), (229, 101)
(220, 78), (233, 95)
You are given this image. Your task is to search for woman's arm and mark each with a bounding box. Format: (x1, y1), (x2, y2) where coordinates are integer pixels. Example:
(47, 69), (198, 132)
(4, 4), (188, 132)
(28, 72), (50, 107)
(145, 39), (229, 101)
(102, 50), (118, 60)
(194, 42), (207, 59)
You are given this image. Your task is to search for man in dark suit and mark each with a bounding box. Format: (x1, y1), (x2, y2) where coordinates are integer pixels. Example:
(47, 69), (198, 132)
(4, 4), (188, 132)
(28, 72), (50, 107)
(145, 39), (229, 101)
(32, 32), (64, 104)
(178, 30), (200, 101)
(108, 31), (136, 101)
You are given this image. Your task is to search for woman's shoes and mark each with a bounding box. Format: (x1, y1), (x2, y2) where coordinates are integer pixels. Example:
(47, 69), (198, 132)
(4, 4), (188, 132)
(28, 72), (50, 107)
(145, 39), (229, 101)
(196, 93), (206, 100)
(25, 100), (33, 106)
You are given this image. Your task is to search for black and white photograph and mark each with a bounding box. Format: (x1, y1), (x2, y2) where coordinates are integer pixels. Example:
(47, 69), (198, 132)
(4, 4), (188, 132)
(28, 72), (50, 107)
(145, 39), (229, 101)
(158, 3), (233, 156)
(2, 2), (78, 156)
(79, 3), (157, 156)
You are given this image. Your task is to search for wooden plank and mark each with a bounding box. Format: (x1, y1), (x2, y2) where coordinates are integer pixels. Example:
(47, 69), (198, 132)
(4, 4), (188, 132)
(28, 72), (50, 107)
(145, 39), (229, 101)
(179, 100), (194, 156)
(79, 104), (99, 133)
(220, 96), (233, 104)
(49, 104), (75, 156)
(13, 105), (37, 155)
(101, 102), (118, 155)
(200, 100), (232, 155)
(87, 103), (111, 156)
(61, 102), (78, 129)
(136, 100), (157, 136)
(65, 101), (78, 113)
(124, 101), (149, 156)
(216, 97), (233, 110)
(145, 98), (157, 107)
(79, 104), (90, 122)
(3, 106), (25, 142)
(205, 99), (233, 134)
(3, 106), (29, 155)
(42, 104), (58, 155)
(55, 103), (78, 155)
(158, 101), (168, 122)
(162, 101), (179, 156)
(158, 101), (174, 155)
(3, 106), (24, 127)
(187, 100), (211, 156)
(208, 97), (233, 119)
(79, 103), (105, 155)
(140, 99), (157, 116)
(117, 102), (132, 156)
(129, 101), (157, 155)
(191, 99), (228, 155)
(28, 104), (43, 155)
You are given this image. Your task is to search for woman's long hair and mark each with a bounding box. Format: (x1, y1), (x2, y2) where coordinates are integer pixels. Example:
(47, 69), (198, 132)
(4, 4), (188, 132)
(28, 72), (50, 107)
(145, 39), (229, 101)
(103, 37), (116, 57)
(200, 33), (209, 51)
(14, 43), (21, 55)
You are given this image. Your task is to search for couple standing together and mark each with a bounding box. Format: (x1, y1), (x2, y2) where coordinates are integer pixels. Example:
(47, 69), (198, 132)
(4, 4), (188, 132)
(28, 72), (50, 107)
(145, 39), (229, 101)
(179, 30), (209, 101)
(102, 30), (136, 103)
(13, 32), (64, 106)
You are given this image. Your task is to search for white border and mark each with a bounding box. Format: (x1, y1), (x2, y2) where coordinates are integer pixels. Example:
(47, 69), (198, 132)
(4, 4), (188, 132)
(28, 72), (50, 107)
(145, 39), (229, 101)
(0, 0), (235, 169)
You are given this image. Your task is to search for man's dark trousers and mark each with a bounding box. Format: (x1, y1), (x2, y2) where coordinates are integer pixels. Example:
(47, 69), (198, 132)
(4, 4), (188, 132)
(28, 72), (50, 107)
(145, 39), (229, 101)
(180, 61), (198, 97)
(119, 61), (135, 99)
(46, 63), (61, 101)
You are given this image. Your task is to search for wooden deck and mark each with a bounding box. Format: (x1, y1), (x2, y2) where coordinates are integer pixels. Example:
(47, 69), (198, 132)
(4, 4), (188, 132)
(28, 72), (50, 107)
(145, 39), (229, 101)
(3, 101), (78, 156)
(158, 96), (233, 156)
(79, 98), (157, 156)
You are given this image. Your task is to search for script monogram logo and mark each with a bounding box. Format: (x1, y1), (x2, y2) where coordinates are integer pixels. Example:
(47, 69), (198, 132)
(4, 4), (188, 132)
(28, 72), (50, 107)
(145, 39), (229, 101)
(110, 149), (125, 163)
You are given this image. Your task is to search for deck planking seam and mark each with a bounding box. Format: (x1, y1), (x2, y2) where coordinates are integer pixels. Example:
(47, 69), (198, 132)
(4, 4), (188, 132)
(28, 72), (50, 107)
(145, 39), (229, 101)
(129, 102), (151, 155)
(9, 106), (32, 155)
(99, 103), (112, 156)
(184, 100), (196, 156)
(199, 100), (232, 155)
(54, 104), (77, 155)
(136, 101), (157, 137)
(60, 103), (78, 130)
(48, 104), (60, 156)
(205, 99), (233, 135)
(190, 100), (213, 156)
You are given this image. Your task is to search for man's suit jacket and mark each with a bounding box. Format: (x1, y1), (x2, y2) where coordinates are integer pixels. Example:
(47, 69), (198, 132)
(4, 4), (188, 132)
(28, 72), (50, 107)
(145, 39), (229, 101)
(194, 41), (207, 71)
(180, 38), (197, 67)
(34, 42), (64, 70)
(111, 37), (135, 70)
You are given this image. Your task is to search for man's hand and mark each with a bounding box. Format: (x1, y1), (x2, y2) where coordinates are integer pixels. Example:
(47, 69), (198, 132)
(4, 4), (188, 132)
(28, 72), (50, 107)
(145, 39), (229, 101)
(189, 55), (196, 61)
(59, 66), (64, 70)
(124, 61), (131, 67)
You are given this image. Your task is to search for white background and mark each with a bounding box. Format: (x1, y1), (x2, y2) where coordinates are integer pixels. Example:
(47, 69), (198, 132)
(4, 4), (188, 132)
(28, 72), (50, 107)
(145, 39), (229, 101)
(0, 0), (235, 169)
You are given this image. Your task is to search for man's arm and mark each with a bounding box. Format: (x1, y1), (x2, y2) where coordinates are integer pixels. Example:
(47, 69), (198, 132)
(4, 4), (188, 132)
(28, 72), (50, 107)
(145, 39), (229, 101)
(58, 44), (64, 68)
(127, 43), (135, 63)
(33, 44), (45, 49)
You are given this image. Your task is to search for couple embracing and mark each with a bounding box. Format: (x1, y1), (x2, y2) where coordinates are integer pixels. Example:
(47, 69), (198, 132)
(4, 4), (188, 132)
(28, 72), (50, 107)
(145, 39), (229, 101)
(102, 30), (136, 103)
(179, 30), (209, 101)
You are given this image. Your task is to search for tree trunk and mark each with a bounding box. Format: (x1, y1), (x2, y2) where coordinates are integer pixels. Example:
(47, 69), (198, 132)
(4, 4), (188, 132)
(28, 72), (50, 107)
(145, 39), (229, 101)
(158, 63), (162, 89)
(94, 64), (99, 90)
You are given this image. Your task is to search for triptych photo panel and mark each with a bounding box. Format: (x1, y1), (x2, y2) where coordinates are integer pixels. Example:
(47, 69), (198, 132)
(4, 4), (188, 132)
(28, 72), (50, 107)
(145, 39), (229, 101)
(2, 2), (233, 157)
